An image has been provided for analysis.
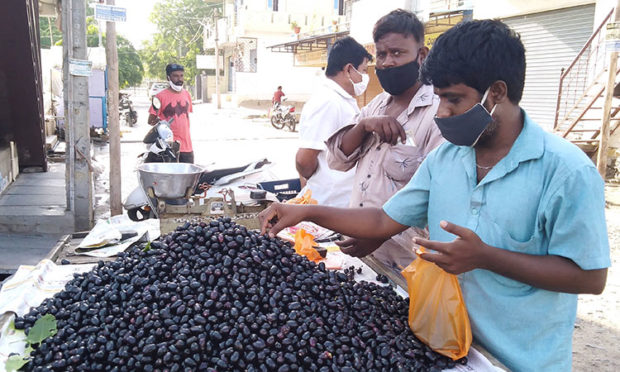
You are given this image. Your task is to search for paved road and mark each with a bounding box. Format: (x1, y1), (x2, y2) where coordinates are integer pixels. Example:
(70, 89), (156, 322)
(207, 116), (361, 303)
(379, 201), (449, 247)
(93, 92), (300, 220)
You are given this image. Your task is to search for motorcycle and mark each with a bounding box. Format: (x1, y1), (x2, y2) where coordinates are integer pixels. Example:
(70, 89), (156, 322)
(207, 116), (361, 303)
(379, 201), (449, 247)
(120, 92), (138, 127)
(270, 98), (297, 132)
(123, 97), (282, 221)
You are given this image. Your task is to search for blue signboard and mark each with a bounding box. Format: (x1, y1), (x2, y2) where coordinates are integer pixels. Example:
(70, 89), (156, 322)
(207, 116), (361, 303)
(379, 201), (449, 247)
(94, 4), (127, 22)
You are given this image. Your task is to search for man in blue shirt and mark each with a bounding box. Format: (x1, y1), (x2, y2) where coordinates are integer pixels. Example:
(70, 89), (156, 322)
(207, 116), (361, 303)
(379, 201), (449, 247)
(259, 20), (610, 370)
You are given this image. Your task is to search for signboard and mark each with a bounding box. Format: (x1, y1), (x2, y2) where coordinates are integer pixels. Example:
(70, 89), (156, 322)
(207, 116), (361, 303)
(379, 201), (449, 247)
(295, 49), (328, 67)
(68, 58), (92, 76)
(424, 10), (472, 49)
(94, 4), (127, 22)
(606, 22), (620, 52)
(196, 55), (223, 69)
(424, 32), (444, 49)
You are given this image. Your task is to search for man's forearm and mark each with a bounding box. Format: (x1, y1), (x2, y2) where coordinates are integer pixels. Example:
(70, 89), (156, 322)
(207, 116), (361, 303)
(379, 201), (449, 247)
(481, 246), (608, 294)
(339, 123), (369, 156)
(295, 159), (318, 179)
(303, 206), (407, 240)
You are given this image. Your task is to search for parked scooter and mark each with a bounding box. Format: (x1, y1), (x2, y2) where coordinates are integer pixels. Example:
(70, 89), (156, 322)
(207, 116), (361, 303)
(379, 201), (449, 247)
(123, 97), (278, 221)
(270, 98), (297, 132)
(120, 92), (138, 126)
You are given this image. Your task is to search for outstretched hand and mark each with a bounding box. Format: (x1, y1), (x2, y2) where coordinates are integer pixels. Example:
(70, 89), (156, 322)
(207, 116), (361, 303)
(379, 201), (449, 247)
(414, 220), (489, 275)
(258, 203), (307, 238)
(336, 237), (385, 258)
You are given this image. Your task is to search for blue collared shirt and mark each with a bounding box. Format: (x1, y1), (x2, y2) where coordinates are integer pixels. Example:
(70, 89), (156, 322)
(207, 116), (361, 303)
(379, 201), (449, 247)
(383, 111), (610, 371)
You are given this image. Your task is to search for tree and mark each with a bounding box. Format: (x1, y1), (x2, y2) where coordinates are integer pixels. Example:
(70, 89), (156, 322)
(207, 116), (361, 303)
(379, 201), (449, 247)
(39, 16), (63, 48)
(117, 36), (144, 88)
(39, 4), (144, 88)
(141, 0), (221, 82)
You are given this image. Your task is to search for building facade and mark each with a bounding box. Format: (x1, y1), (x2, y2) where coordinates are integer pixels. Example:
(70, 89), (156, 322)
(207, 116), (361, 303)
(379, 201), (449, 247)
(203, 0), (349, 106)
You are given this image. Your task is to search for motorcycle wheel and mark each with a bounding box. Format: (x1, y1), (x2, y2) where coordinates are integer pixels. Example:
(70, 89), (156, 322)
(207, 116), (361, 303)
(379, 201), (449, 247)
(130, 111), (138, 126)
(271, 115), (286, 130)
(127, 206), (152, 221)
(286, 116), (297, 132)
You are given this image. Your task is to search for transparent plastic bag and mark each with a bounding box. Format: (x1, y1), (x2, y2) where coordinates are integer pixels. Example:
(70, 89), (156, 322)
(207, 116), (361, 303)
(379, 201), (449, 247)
(401, 248), (472, 360)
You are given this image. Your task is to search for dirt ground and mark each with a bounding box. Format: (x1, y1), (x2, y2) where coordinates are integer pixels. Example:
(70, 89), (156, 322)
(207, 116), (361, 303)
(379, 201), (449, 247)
(572, 184), (620, 371)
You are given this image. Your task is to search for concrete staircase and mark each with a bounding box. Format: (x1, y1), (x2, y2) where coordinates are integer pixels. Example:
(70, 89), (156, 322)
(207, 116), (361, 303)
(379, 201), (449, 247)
(0, 162), (74, 234)
(0, 162), (74, 274)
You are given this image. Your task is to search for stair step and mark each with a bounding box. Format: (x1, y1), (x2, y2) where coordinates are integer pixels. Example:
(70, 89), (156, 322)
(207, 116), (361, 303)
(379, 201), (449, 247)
(570, 139), (600, 143)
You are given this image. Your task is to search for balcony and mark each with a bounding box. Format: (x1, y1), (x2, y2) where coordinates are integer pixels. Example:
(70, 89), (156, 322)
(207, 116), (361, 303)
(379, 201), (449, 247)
(234, 9), (347, 38)
(203, 17), (230, 49)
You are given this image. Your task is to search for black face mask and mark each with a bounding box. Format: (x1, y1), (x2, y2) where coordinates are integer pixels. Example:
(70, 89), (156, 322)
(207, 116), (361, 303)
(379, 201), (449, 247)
(375, 58), (420, 96)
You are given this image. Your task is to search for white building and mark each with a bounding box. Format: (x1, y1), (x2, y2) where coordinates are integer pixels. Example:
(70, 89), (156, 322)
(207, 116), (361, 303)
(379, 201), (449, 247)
(203, 0), (349, 107)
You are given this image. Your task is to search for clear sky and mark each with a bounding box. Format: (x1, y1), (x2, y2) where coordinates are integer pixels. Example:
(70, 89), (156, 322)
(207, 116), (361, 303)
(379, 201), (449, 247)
(107, 0), (157, 49)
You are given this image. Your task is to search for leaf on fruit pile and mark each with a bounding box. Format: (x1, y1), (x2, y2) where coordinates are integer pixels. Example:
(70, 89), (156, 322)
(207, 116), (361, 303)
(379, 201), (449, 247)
(26, 314), (57, 345)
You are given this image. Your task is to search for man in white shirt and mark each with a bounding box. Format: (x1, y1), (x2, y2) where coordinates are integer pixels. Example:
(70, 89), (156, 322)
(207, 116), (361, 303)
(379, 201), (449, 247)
(295, 37), (373, 207)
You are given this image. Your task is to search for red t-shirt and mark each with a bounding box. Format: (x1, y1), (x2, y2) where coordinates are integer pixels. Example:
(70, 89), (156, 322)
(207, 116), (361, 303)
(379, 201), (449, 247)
(149, 88), (193, 152)
(273, 90), (285, 103)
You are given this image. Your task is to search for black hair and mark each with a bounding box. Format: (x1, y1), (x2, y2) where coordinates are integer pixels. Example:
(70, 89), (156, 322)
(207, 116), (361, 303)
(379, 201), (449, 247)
(325, 36), (374, 77)
(277, 86), (282, 90)
(420, 20), (526, 103)
(166, 63), (184, 76)
(373, 9), (424, 43)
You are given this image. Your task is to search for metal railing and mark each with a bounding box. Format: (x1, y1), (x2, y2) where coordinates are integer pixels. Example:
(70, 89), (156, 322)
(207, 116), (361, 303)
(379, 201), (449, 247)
(553, 8), (614, 131)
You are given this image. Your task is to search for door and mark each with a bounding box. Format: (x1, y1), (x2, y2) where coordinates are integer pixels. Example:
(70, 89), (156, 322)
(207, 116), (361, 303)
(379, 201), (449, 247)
(503, 4), (595, 130)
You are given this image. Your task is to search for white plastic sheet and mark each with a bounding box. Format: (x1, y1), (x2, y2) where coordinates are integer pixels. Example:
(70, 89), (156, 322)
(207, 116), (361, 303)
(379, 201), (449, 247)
(76, 215), (160, 257)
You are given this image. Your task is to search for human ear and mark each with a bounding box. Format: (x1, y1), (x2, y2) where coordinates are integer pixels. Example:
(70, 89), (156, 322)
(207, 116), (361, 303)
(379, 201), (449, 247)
(417, 46), (429, 63)
(489, 81), (508, 105)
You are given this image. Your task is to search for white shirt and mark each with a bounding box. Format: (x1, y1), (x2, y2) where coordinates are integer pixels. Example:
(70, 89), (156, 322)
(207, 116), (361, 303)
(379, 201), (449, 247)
(298, 78), (359, 207)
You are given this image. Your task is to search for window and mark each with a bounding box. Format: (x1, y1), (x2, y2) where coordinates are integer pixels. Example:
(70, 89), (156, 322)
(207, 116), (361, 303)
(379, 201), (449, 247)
(268, 0), (278, 11)
(334, 0), (344, 16)
(234, 38), (258, 73)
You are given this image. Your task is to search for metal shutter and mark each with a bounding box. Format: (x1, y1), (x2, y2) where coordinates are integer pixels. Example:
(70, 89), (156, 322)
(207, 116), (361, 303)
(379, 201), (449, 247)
(503, 4), (595, 130)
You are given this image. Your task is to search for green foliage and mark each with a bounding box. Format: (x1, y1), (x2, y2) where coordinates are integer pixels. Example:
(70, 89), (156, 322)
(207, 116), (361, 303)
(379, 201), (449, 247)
(141, 0), (221, 82)
(5, 315), (58, 371)
(26, 314), (58, 345)
(117, 36), (145, 88)
(5, 354), (29, 372)
(84, 16), (144, 88)
(142, 241), (152, 252)
(39, 17), (63, 49)
(39, 6), (144, 88)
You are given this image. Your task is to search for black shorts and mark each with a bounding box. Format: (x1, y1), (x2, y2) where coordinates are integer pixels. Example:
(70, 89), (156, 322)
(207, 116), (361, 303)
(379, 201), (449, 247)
(179, 151), (194, 164)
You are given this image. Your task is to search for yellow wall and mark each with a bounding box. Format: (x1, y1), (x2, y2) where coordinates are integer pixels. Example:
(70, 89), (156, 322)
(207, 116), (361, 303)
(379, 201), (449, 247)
(473, 0), (595, 20)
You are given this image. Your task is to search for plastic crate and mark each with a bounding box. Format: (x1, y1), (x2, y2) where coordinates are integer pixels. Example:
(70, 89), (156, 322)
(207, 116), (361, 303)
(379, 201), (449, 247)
(258, 178), (301, 202)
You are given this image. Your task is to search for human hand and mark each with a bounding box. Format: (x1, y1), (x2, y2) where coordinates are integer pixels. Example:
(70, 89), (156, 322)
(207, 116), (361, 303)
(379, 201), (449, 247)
(258, 203), (307, 238)
(336, 237), (385, 258)
(360, 116), (407, 145)
(413, 220), (489, 275)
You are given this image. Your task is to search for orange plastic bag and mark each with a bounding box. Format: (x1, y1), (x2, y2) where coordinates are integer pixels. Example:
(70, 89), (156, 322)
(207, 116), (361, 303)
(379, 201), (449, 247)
(286, 189), (318, 205)
(401, 248), (472, 360)
(293, 229), (322, 263)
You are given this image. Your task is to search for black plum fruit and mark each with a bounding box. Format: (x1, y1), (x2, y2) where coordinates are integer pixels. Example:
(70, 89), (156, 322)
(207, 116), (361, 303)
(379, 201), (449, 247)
(15, 217), (464, 371)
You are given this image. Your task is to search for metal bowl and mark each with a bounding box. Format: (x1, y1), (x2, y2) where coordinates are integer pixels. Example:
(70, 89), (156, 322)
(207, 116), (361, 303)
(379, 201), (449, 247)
(138, 163), (204, 199)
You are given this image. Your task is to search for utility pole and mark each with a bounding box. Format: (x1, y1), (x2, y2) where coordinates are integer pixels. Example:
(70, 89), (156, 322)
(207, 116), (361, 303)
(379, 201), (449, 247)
(214, 9), (222, 109)
(106, 0), (122, 216)
(63, 0), (93, 230)
(48, 17), (54, 46)
(598, 0), (620, 179)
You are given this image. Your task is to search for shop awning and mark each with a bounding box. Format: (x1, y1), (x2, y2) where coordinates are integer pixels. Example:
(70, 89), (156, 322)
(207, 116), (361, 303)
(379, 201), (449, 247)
(268, 30), (349, 53)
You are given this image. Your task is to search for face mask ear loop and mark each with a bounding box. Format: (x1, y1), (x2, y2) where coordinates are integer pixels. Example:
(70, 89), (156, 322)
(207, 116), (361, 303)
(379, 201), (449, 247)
(480, 87), (491, 104)
(481, 87), (497, 115)
(349, 64), (361, 83)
